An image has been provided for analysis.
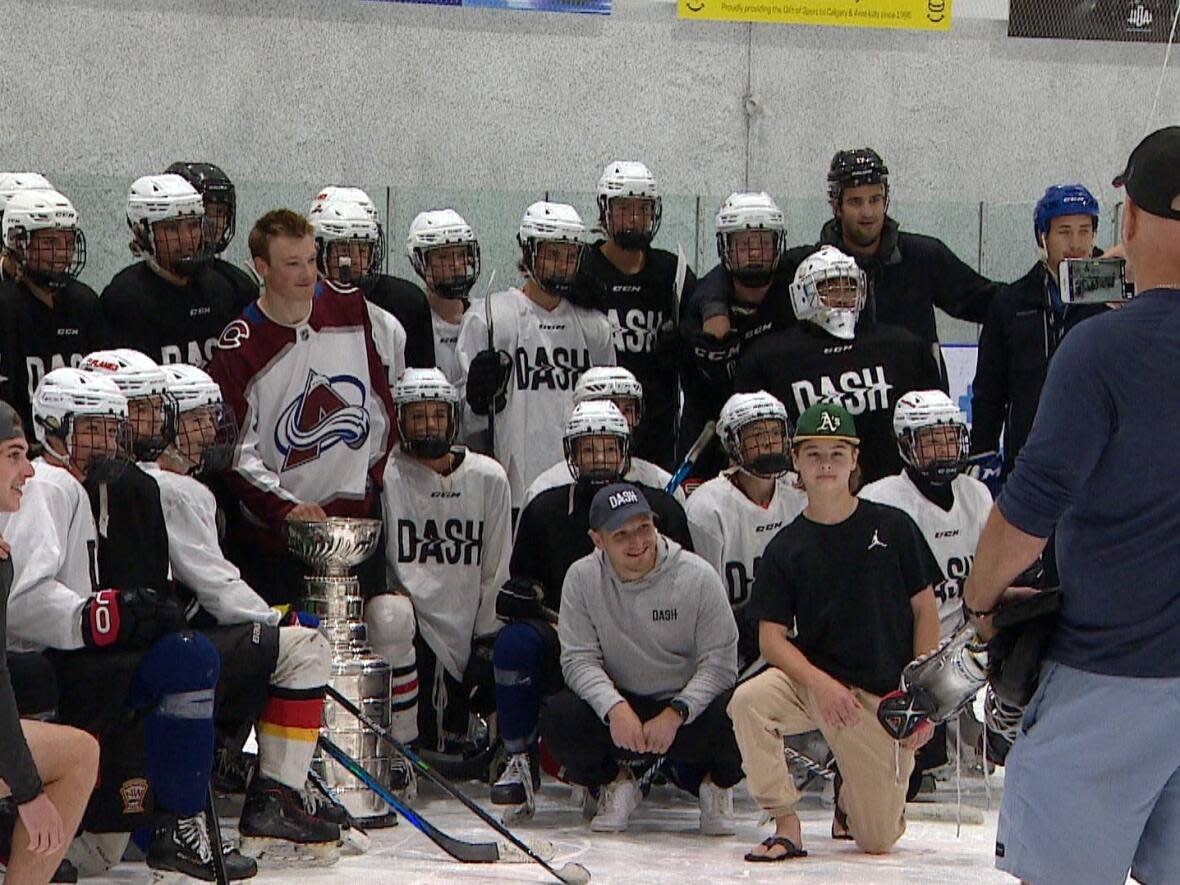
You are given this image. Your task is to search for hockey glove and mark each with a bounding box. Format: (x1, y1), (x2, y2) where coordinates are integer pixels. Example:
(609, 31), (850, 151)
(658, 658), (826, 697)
(986, 587), (1062, 708)
(495, 577), (548, 622)
(81, 588), (187, 650)
(688, 331), (742, 386)
(466, 349), (513, 416)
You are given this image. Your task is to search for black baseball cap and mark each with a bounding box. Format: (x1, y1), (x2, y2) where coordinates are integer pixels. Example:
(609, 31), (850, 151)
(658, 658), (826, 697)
(1112, 127), (1180, 221)
(589, 483), (653, 533)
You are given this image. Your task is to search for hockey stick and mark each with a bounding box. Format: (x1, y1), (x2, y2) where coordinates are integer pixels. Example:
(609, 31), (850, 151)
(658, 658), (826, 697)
(306, 765), (372, 853)
(784, 746), (836, 783)
(665, 420), (716, 495)
(325, 687), (591, 885)
(482, 269), (498, 455)
(205, 784), (230, 885)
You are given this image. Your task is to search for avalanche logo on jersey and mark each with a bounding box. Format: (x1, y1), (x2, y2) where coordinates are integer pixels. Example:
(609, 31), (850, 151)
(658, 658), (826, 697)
(275, 369), (370, 471)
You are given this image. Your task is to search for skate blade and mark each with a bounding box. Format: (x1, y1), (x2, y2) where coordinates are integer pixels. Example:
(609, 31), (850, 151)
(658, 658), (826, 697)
(238, 836), (341, 866)
(151, 872), (211, 885)
(499, 803), (535, 826)
(495, 837), (554, 863)
(341, 825), (371, 854)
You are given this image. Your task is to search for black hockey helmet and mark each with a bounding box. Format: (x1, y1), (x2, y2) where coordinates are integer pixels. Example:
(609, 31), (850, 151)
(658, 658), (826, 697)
(827, 148), (889, 204)
(166, 162), (236, 254)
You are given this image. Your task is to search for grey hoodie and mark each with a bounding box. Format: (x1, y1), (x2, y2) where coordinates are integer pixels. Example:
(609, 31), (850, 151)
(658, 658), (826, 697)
(559, 538), (738, 724)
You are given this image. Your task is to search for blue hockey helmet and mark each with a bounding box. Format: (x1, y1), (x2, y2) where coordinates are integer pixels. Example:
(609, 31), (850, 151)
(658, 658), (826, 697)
(1033, 185), (1099, 243)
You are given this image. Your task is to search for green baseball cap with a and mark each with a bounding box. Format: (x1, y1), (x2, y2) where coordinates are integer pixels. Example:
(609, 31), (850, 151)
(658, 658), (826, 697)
(792, 401), (859, 445)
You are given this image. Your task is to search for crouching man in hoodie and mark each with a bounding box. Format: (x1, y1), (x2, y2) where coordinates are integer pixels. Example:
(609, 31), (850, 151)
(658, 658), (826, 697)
(540, 483), (743, 834)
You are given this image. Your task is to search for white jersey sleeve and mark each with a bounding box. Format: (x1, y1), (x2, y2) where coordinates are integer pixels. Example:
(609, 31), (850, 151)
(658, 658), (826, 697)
(521, 460), (574, 511)
(141, 464), (280, 627)
(367, 302), (407, 387)
(474, 456), (511, 639)
(628, 458), (683, 502)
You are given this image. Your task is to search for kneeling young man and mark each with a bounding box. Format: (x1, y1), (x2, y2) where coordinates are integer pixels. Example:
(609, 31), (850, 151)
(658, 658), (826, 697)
(541, 483), (741, 834)
(729, 402), (940, 860)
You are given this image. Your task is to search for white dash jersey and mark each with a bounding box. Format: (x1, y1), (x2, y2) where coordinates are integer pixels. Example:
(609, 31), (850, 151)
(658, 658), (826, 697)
(859, 471), (992, 640)
(0, 458), (97, 652)
(455, 287), (615, 508)
(140, 463), (281, 628)
(685, 468), (807, 612)
(368, 302), (407, 387)
(521, 456), (684, 511)
(381, 445), (512, 679)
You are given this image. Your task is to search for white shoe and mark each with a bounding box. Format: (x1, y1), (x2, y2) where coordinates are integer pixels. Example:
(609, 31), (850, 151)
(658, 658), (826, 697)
(590, 774), (640, 833)
(698, 781), (736, 836)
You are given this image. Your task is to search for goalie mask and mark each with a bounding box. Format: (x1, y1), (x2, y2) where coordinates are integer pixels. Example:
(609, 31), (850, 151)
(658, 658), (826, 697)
(166, 162), (237, 254)
(717, 391), (791, 479)
(407, 209), (481, 301)
(80, 349), (177, 461)
(564, 400), (629, 486)
(715, 192), (785, 289)
(126, 174), (210, 278)
(33, 368), (131, 478)
(790, 245), (866, 340)
(597, 161), (662, 251)
(2, 188), (87, 290)
(395, 368), (460, 460)
(518, 201), (585, 298)
(309, 187), (384, 290)
(572, 366), (644, 430)
(162, 363), (238, 476)
(893, 389), (969, 484)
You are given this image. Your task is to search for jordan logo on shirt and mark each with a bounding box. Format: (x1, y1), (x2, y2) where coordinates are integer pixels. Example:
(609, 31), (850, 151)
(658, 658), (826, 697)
(868, 529), (887, 551)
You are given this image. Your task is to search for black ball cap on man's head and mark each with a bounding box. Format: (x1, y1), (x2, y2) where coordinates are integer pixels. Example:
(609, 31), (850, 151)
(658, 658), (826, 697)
(1113, 126), (1180, 222)
(589, 483), (653, 533)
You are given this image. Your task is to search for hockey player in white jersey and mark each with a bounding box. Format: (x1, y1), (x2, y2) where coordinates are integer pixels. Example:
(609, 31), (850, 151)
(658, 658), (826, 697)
(859, 389), (992, 796)
(309, 187), (406, 386)
(378, 369), (510, 787)
(686, 391), (806, 672)
(522, 366), (681, 507)
(456, 201), (615, 508)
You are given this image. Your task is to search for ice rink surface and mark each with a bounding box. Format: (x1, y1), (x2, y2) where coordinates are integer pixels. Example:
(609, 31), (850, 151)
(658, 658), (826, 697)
(94, 773), (1015, 884)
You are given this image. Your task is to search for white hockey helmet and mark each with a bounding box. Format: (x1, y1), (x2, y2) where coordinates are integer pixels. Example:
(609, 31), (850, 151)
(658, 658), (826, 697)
(1, 188), (86, 288)
(715, 192), (785, 288)
(790, 245), (867, 340)
(572, 367), (644, 428)
(406, 209), (481, 300)
(563, 400), (630, 484)
(81, 349), (176, 460)
(310, 186), (380, 221)
(161, 363), (237, 475)
(717, 391), (791, 478)
(893, 389), (969, 484)
(0, 172), (54, 220)
(394, 367), (461, 459)
(32, 368), (130, 474)
(518, 201), (586, 297)
(126, 174), (208, 275)
(309, 192), (382, 288)
(596, 161), (661, 249)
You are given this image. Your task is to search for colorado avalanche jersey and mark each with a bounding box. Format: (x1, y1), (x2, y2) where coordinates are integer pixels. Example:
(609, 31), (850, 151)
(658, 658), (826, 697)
(0, 459), (98, 652)
(859, 471), (992, 639)
(455, 287), (615, 507)
(382, 446), (510, 679)
(140, 463), (281, 628)
(206, 289), (395, 540)
(521, 456), (682, 511)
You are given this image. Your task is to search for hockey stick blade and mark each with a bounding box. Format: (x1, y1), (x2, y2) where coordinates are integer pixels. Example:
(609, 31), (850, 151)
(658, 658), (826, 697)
(325, 686), (591, 884)
(665, 420), (716, 494)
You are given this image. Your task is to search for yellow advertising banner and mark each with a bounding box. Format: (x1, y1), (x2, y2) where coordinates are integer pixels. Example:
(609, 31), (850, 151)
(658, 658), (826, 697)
(677, 0), (952, 30)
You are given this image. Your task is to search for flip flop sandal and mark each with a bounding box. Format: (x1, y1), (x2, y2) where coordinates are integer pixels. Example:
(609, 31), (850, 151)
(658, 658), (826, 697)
(744, 835), (808, 862)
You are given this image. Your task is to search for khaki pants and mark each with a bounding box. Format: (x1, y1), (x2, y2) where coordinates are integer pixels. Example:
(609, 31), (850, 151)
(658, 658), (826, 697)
(728, 667), (913, 854)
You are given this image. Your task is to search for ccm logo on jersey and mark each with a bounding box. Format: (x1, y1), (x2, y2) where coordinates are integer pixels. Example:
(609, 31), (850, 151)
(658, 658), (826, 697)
(755, 522), (783, 533)
(791, 367), (892, 416)
(275, 369), (370, 471)
(934, 529), (960, 538)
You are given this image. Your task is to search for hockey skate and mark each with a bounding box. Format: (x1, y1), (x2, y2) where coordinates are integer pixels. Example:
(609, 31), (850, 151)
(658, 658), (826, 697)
(147, 813), (258, 881)
(878, 622), (989, 741)
(238, 776), (341, 865)
(983, 685), (1023, 766)
(490, 749), (539, 822)
(390, 755), (418, 801)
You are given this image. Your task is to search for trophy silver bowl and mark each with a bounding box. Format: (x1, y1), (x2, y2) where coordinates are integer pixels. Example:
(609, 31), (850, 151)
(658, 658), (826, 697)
(285, 517), (393, 822)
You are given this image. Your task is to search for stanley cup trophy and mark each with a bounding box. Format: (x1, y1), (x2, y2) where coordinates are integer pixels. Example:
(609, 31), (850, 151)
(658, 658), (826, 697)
(285, 517), (397, 825)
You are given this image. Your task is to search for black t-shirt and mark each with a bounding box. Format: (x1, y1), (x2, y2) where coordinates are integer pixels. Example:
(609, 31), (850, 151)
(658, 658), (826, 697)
(84, 461), (171, 594)
(100, 262), (243, 367)
(209, 257), (259, 313)
(361, 274), (435, 369)
(0, 278), (110, 438)
(747, 500), (940, 696)
(734, 322), (942, 485)
(571, 243), (694, 471)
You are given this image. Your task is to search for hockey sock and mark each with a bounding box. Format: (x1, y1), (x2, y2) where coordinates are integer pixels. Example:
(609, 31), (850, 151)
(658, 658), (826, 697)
(492, 624), (546, 754)
(127, 631), (220, 816)
(257, 626), (330, 789)
(390, 655), (419, 744)
(365, 594), (419, 744)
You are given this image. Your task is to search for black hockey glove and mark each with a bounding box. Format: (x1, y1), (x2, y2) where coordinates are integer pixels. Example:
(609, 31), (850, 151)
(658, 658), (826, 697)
(986, 587), (1062, 708)
(495, 577), (548, 622)
(81, 588), (187, 650)
(688, 331), (742, 386)
(466, 349), (513, 416)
